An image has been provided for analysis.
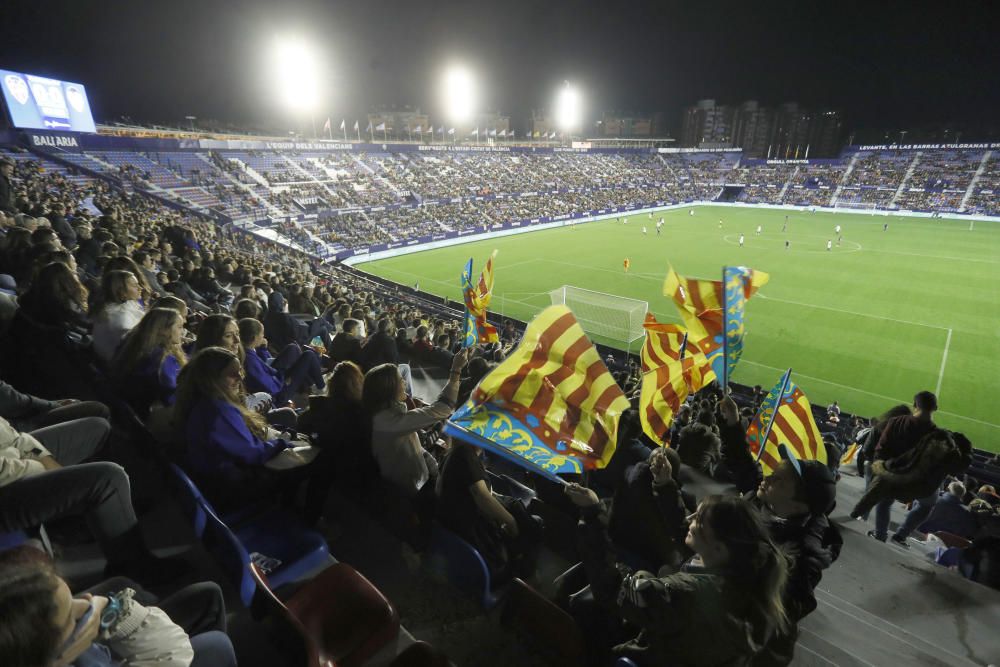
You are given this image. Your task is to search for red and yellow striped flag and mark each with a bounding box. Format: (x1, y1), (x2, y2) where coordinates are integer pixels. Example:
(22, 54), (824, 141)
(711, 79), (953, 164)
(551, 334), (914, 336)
(749, 375), (828, 476)
(641, 313), (717, 393)
(458, 305), (630, 473)
(640, 313), (687, 372)
(462, 250), (499, 346)
(639, 355), (698, 446)
(663, 266), (768, 380)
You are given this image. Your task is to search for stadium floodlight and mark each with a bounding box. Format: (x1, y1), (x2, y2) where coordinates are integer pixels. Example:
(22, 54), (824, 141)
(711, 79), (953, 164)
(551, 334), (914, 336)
(272, 35), (322, 113)
(554, 82), (582, 133)
(442, 64), (476, 124)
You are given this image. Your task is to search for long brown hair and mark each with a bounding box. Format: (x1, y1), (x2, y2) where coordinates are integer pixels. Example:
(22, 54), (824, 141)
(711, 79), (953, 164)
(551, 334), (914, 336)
(194, 313), (244, 365)
(111, 308), (186, 380)
(695, 495), (790, 636)
(19, 262), (89, 323)
(173, 347), (267, 439)
(362, 363), (402, 414)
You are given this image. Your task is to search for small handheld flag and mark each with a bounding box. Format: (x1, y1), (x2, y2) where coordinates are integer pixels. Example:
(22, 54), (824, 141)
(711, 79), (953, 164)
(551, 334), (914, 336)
(746, 369), (828, 476)
(461, 251), (499, 348)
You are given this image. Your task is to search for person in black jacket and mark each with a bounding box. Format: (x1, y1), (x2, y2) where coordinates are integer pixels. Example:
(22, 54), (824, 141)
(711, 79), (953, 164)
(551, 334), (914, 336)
(607, 446), (692, 572)
(328, 318), (362, 364)
(45, 201), (77, 249)
(0, 158), (16, 215)
(359, 317), (399, 370)
(716, 395), (842, 667)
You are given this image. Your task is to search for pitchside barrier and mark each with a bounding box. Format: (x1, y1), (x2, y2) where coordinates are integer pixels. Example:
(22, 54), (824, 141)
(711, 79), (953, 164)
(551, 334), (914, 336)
(342, 200), (997, 267)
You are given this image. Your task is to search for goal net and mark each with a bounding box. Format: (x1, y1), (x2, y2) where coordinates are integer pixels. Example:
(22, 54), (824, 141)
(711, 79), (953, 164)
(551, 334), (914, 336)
(833, 198), (879, 213)
(549, 285), (648, 345)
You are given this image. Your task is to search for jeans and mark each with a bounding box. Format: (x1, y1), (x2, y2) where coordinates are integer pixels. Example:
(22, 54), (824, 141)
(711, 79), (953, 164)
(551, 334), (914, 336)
(0, 417), (135, 554)
(895, 492), (939, 539)
(272, 345), (325, 404)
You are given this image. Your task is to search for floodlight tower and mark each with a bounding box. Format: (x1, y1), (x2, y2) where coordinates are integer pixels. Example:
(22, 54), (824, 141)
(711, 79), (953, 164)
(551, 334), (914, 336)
(272, 36), (322, 137)
(442, 64), (476, 141)
(554, 81), (582, 140)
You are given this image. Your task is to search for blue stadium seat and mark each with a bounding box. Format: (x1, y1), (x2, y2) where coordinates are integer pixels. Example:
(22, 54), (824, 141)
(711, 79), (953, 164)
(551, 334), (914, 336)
(168, 464), (331, 606)
(0, 530), (29, 553)
(425, 521), (503, 609)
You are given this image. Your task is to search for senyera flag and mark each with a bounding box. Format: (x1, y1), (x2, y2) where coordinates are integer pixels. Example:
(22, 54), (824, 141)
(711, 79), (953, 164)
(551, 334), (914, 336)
(663, 265), (767, 384)
(641, 312), (717, 392)
(746, 369), (828, 475)
(639, 351), (705, 446)
(461, 251), (499, 348)
(444, 305), (630, 483)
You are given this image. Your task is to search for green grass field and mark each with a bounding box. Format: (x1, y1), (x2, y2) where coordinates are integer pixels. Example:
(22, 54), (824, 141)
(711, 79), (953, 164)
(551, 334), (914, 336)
(357, 206), (1000, 452)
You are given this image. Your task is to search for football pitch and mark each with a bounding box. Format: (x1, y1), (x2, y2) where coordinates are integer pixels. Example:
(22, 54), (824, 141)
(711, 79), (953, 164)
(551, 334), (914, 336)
(357, 206), (1000, 452)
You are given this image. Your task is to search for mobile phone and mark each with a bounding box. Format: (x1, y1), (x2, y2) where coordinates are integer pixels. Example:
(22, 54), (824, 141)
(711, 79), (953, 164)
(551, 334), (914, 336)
(60, 598), (96, 652)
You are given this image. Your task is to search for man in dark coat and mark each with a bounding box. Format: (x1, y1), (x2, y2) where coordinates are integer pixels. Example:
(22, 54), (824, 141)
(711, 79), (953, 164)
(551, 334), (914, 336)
(359, 318), (399, 370)
(328, 318), (362, 364)
(850, 390), (938, 541)
(0, 157), (16, 215)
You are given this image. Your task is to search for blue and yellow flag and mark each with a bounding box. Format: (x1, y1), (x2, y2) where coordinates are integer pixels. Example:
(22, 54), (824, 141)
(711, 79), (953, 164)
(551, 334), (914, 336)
(722, 265), (769, 386)
(445, 305), (630, 482)
(663, 265), (767, 384)
(746, 369), (828, 476)
(461, 251), (499, 348)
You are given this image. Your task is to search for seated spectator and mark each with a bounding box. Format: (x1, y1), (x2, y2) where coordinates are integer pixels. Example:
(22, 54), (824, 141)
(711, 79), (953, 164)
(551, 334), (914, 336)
(238, 318), (324, 405)
(2, 262), (97, 400)
(263, 291), (332, 352)
(565, 487), (790, 667)
(359, 317), (399, 370)
(977, 484), (1000, 508)
(329, 318), (363, 364)
(297, 361), (375, 494)
(364, 348), (469, 499)
(110, 308), (187, 417)
(0, 379), (109, 432)
(92, 270), (146, 364)
(425, 334), (455, 369)
(435, 441), (543, 582)
(913, 481), (978, 539)
(0, 550), (235, 667)
(0, 412), (183, 584)
(412, 325), (432, 358)
(173, 347), (299, 510)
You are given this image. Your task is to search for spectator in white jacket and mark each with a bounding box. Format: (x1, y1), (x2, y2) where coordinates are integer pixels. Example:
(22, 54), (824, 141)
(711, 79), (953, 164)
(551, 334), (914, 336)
(0, 549), (236, 667)
(363, 347), (469, 499)
(92, 270), (146, 364)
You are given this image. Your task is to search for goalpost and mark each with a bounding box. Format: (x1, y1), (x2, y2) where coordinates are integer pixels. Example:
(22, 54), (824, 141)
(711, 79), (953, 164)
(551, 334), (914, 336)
(549, 285), (648, 354)
(832, 200), (881, 215)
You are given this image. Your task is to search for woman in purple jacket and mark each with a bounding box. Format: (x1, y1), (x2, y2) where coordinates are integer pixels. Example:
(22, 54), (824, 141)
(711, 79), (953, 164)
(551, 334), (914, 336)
(237, 318), (325, 406)
(173, 346), (290, 510)
(111, 308), (187, 417)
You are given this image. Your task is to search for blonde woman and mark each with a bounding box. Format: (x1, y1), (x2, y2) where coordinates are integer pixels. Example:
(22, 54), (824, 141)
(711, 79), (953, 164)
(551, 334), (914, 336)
(111, 308), (187, 417)
(173, 347), (290, 510)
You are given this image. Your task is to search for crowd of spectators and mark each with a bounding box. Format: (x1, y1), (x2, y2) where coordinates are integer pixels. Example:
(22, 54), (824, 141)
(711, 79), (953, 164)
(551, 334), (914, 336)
(2, 132), (1000, 667)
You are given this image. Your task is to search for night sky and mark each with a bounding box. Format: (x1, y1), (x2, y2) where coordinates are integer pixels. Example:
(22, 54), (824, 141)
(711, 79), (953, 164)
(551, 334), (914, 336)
(1, 0), (997, 136)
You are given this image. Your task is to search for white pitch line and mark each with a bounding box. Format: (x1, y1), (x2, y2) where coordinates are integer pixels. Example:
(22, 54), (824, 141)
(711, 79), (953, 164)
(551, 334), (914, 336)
(738, 358), (1000, 431)
(756, 293), (952, 332)
(936, 328), (953, 397)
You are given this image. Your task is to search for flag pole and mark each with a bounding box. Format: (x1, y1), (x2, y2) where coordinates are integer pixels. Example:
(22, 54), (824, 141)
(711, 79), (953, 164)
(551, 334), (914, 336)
(343, 122), (347, 141)
(721, 267), (729, 391)
(356, 123), (361, 142)
(755, 369), (792, 463)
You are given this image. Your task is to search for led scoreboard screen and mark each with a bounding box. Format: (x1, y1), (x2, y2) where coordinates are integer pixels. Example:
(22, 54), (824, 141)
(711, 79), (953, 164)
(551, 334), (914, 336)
(1, 68), (97, 133)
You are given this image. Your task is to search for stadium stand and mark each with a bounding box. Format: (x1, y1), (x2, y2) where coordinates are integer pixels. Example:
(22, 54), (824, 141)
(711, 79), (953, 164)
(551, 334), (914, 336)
(1, 134), (1000, 666)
